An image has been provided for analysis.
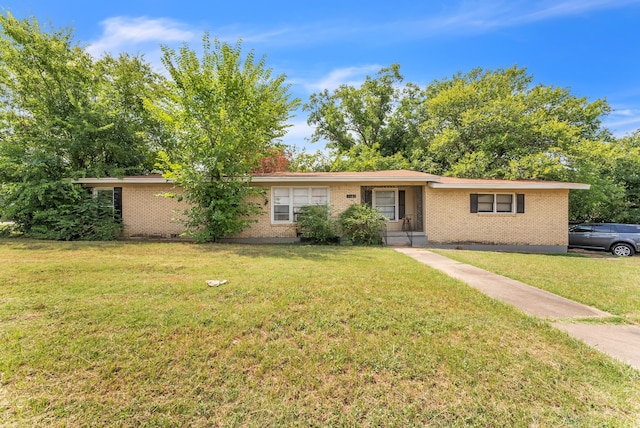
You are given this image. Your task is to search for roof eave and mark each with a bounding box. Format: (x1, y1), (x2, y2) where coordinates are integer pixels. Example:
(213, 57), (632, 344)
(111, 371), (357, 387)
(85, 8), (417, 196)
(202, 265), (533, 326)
(75, 176), (438, 184)
(74, 176), (590, 190)
(251, 176), (440, 183)
(429, 182), (591, 190)
(74, 177), (174, 184)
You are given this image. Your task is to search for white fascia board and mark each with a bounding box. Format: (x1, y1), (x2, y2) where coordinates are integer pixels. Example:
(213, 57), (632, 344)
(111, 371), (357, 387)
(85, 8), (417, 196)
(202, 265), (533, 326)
(251, 176), (437, 183)
(75, 176), (427, 184)
(74, 176), (589, 190)
(429, 182), (591, 190)
(74, 177), (174, 184)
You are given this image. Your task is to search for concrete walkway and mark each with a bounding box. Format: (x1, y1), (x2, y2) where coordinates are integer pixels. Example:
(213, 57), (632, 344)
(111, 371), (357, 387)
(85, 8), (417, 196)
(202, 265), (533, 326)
(395, 248), (640, 371)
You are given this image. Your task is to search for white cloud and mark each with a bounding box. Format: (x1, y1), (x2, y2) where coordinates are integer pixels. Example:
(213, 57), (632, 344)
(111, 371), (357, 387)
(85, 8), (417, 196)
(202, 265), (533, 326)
(86, 17), (195, 57)
(84, 1), (640, 57)
(299, 65), (382, 93)
(384, 0), (640, 38)
(524, 0), (640, 22)
(280, 118), (315, 149)
(604, 107), (640, 136)
(208, 0), (640, 49)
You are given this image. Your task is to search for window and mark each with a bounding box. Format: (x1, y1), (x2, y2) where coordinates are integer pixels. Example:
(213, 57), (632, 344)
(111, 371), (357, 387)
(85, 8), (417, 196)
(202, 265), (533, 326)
(272, 187), (329, 223)
(374, 189), (398, 221)
(616, 224), (640, 233)
(477, 194), (495, 213)
(94, 188), (115, 211)
(92, 187), (122, 220)
(592, 224), (613, 233)
(570, 224), (593, 233)
(477, 194), (513, 213)
(495, 194), (513, 213)
(273, 188), (291, 221)
(471, 193), (524, 214)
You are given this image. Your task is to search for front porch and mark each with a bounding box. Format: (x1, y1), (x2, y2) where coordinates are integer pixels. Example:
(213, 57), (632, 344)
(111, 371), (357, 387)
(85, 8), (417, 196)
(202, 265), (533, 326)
(361, 185), (425, 233)
(360, 184), (427, 246)
(384, 230), (428, 247)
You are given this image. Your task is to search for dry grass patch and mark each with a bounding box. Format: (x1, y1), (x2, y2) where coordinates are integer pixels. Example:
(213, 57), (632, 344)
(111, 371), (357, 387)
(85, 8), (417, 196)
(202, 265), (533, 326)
(1, 240), (639, 426)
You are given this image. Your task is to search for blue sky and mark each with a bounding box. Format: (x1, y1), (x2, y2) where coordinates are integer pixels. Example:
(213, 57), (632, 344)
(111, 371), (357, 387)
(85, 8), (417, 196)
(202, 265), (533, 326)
(3, 0), (640, 150)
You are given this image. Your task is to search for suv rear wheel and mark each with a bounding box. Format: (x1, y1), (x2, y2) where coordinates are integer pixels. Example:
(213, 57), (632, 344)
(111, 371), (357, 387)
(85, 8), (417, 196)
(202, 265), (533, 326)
(611, 243), (634, 257)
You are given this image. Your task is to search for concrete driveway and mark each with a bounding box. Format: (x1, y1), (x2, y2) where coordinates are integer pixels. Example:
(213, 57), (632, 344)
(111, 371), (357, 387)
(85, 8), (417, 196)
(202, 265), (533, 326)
(395, 248), (640, 371)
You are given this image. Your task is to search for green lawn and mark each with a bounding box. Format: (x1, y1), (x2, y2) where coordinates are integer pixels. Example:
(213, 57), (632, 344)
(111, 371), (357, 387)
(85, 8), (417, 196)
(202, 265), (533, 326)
(433, 249), (640, 324)
(1, 240), (639, 426)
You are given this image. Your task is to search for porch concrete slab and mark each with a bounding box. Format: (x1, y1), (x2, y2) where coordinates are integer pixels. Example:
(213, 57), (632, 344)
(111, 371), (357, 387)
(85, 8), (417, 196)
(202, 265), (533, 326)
(552, 323), (640, 370)
(394, 248), (640, 370)
(395, 248), (610, 319)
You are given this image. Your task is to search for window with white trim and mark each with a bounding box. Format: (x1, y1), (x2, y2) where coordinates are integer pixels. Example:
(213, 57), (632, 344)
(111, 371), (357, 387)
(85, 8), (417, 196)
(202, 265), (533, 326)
(93, 187), (115, 211)
(374, 188), (398, 221)
(272, 187), (329, 223)
(472, 193), (515, 213)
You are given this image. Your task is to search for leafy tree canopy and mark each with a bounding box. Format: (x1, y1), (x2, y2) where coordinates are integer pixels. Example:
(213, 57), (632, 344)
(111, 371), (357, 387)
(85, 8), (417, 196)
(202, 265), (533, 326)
(418, 66), (611, 179)
(304, 64), (418, 156)
(0, 12), (168, 238)
(298, 64), (636, 222)
(155, 34), (300, 241)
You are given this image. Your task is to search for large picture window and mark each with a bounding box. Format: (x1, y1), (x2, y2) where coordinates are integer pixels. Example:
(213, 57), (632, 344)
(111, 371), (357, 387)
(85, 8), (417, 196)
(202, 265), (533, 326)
(272, 187), (329, 223)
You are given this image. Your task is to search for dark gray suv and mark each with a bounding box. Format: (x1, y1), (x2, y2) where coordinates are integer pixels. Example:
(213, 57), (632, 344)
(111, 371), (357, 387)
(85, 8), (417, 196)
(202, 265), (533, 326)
(569, 223), (640, 256)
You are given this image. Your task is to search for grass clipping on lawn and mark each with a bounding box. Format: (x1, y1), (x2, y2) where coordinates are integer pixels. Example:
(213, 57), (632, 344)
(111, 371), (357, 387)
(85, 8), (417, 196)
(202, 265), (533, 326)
(1, 241), (639, 426)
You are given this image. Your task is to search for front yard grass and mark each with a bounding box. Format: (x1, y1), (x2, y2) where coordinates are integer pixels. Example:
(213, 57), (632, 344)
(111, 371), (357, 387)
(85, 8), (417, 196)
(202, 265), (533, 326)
(433, 249), (640, 324)
(1, 240), (639, 426)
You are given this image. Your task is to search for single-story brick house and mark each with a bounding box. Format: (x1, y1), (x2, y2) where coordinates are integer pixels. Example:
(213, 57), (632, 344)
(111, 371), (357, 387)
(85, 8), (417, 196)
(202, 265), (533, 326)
(76, 170), (589, 252)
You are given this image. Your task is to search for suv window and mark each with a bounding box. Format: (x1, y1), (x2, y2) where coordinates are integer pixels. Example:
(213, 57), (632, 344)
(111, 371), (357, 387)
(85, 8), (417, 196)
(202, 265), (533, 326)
(614, 225), (640, 233)
(592, 224), (612, 233)
(571, 225), (593, 233)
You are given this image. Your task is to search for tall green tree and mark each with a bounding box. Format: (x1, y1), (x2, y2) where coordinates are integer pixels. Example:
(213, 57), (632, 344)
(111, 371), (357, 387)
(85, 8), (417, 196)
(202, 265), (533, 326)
(304, 64), (416, 156)
(302, 64), (621, 222)
(611, 131), (640, 223)
(156, 34), (299, 242)
(414, 66), (619, 222)
(0, 12), (167, 238)
(574, 131), (640, 223)
(418, 66), (611, 179)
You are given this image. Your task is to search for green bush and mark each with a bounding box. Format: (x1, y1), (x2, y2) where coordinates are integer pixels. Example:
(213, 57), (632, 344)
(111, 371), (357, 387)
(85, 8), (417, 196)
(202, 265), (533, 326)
(339, 204), (387, 245)
(296, 205), (339, 244)
(29, 199), (122, 241)
(1, 181), (121, 241)
(0, 222), (13, 238)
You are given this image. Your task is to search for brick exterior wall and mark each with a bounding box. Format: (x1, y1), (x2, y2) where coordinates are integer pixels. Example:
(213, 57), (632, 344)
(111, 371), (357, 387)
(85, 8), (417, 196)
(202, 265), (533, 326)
(120, 183), (187, 238)
(424, 187), (569, 246)
(232, 183), (363, 238)
(230, 182), (423, 237)
(112, 181), (571, 246)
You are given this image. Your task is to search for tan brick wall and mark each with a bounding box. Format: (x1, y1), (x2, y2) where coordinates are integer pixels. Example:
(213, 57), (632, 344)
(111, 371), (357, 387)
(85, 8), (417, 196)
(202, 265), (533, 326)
(121, 183), (187, 238)
(113, 181), (571, 246)
(232, 183), (363, 238)
(231, 181), (424, 237)
(424, 187), (569, 246)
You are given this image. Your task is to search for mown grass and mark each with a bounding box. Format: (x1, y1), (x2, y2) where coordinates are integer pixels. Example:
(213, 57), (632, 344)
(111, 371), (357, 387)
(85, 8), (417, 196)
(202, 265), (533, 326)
(433, 249), (640, 324)
(1, 240), (639, 426)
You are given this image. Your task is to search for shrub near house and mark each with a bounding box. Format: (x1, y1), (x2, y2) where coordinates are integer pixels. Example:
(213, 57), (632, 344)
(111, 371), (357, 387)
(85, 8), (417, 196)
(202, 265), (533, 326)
(296, 205), (339, 244)
(339, 204), (387, 245)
